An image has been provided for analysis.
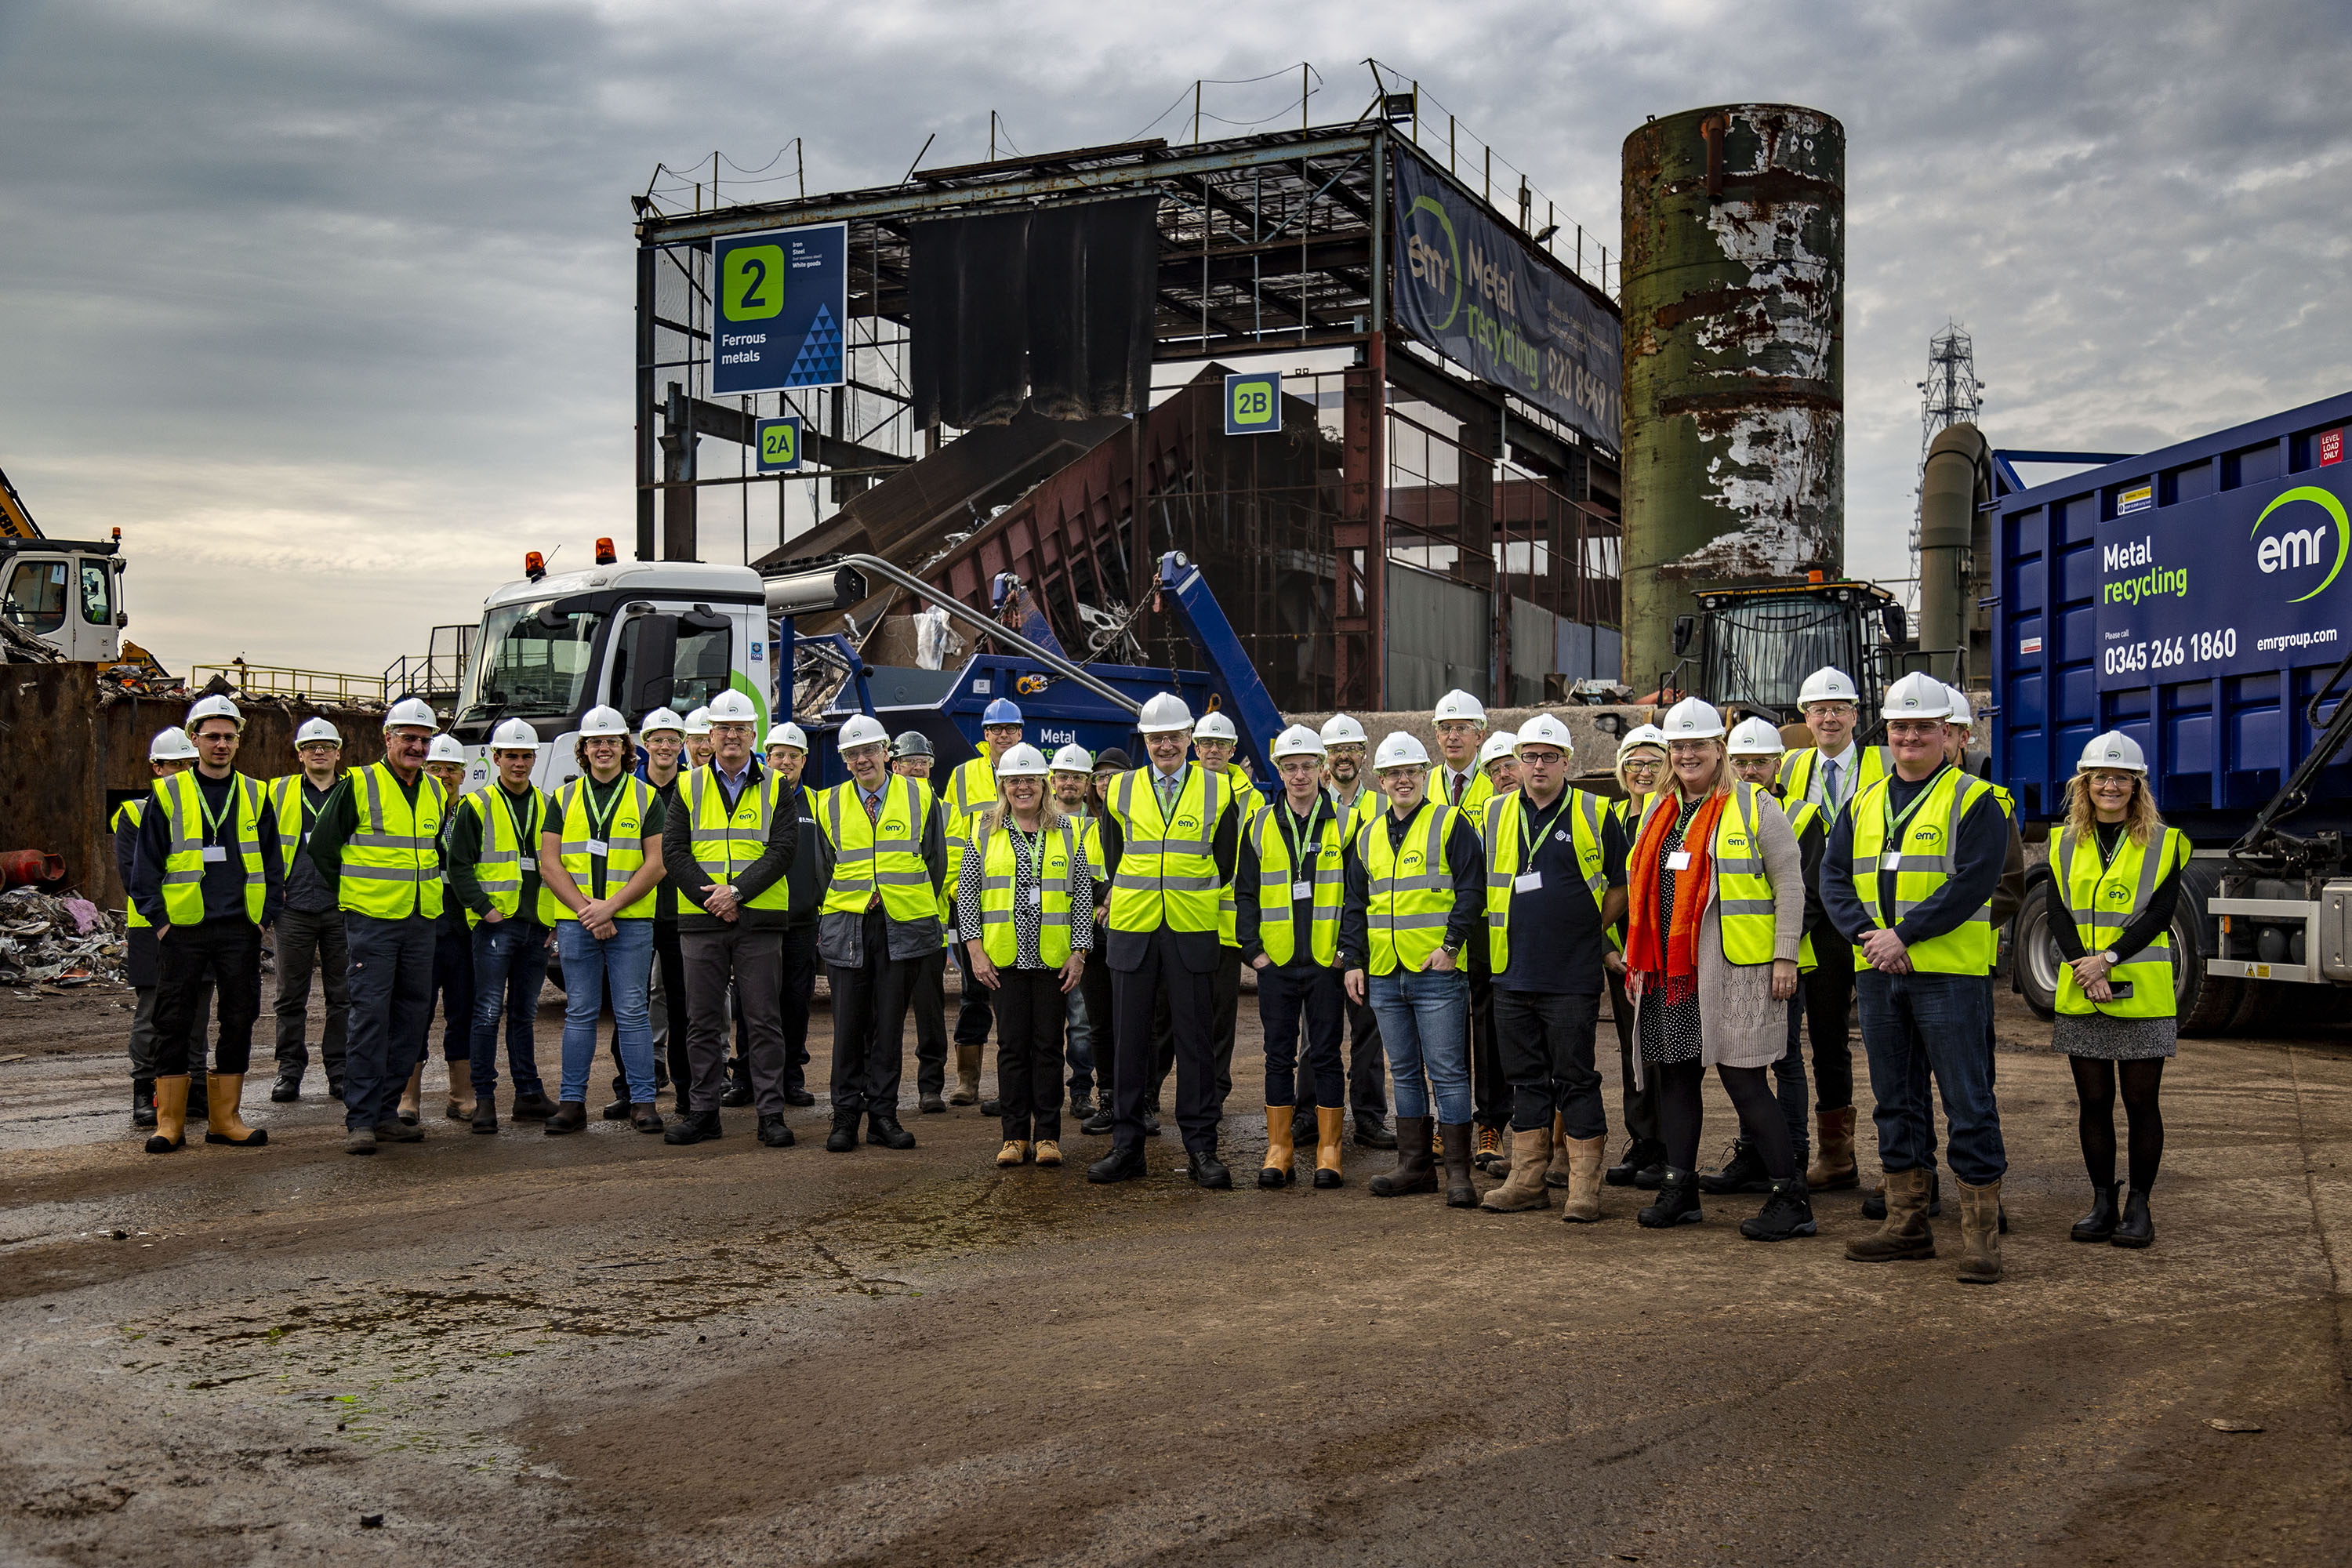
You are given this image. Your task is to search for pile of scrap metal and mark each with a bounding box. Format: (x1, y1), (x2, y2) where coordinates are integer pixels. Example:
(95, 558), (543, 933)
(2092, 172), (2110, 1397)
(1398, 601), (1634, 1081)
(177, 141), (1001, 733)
(1, 614), (64, 663)
(0, 886), (124, 988)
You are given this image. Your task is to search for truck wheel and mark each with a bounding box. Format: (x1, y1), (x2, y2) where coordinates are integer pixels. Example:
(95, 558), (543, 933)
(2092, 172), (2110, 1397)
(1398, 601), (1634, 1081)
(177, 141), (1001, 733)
(2173, 895), (2239, 1038)
(2013, 880), (2063, 1022)
(2224, 979), (2285, 1037)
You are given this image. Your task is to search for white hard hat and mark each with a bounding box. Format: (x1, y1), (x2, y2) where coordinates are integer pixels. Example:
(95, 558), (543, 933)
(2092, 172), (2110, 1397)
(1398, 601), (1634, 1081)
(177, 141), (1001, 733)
(706, 689), (759, 724)
(764, 720), (808, 752)
(489, 717), (541, 751)
(1269, 724), (1326, 761)
(993, 742), (1050, 778)
(1798, 666), (1860, 706)
(383, 696), (437, 732)
(186, 693), (243, 732)
(577, 705), (632, 739)
(1374, 731), (1430, 770)
(2078, 731), (2147, 775)
(683, 706), (713, 736)
(1433, 688), (1486, 725)
(1049, 742), (1094, 773)
(1515, 713), (1574, 757)
(1880, 671), (1950, 720)
(1661, 696), (1727, 740)
(1944, 684), (1975, 728)
(837, 713), (890, 752)
(1616, 723), (1668, 760)
(1479, 731), (1519, 767)
(1319, 713), (1368, 746)
(1137, 692), (1193, 734)
(1192, 710), (1238, 743)
(292, 717), (343, 748)
(426, 735), (466, 765)
(639, 706), (686, 737)
(147, 727), (198, 762)
(1726, 716), (1786, 757)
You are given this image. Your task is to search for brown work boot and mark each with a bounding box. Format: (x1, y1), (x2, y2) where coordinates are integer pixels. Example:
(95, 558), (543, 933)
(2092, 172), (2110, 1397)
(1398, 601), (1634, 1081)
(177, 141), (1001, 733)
(1956, 1177), (2004, 1283)
(201, 1072), (267, 1147)
(1312, 1106), (1345, 1189)
(1439, 1123), (1479, 1208)
(950, 1044), (982, 1105)
(1807, 1105), (1860, 1190)
(1846, 1166), (1936, 1261)
(1544, 1112), (1573, 1188)
(1473, 1122), (1504, 1171)
(1479, 1127), (1555, 1212)
(1259, 1106), (1296, 1189)
(1559, 1135), (1606, 1223)
(1370, 1116), (1437, 1197)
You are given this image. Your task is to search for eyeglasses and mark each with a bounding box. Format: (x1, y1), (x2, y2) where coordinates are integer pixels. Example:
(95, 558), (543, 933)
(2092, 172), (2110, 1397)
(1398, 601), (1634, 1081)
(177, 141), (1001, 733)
(1667, 741), (1716, 757)
(1886, 720), (1944, 739)
(1621, 757), (1662, 771)
(1518, 750), (1565, 766)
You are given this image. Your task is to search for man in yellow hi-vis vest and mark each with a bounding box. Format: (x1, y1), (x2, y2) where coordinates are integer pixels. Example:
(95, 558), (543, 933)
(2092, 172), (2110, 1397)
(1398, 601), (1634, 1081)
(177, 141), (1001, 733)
(267, 716), (352, 1105)
(118, 726), (211, 1131)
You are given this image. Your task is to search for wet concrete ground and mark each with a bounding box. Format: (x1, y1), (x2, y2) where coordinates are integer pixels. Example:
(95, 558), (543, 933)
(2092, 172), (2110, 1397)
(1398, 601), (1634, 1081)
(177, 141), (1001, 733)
(3, 976), (2350, 1566)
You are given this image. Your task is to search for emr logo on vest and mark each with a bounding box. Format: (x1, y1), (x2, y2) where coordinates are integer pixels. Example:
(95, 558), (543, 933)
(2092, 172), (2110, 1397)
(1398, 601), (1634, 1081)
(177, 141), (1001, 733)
(2251, 487), (2349, 604)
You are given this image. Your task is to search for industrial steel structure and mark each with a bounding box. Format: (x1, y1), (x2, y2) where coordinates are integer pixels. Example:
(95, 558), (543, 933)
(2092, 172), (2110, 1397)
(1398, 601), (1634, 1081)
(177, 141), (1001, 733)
(629, 101), (1623, 712)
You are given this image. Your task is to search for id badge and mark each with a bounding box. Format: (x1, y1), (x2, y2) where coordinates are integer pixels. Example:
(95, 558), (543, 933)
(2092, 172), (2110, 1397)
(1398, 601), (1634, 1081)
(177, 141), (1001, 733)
(1025, 887), (1043, 908)
(1513, 870), (1543, 893)
(1665, 851), (1691, 871)
(1291, 880), (1312, 901)
(1882, 851), (1904, 871)
(586, 838), (609, 858)
(201, 844), (229, 863)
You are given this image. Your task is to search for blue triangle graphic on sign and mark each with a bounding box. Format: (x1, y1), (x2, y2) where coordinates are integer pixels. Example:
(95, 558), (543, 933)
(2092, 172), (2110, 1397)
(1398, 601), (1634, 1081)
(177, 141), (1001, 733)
(785, 303), (842, 387)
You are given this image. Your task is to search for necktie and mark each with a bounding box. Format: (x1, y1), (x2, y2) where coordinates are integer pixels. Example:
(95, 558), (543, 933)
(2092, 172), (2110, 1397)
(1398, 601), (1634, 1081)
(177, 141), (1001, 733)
(1450, 772), (1463, 805)
(1158, 774), (1178, 814)
(863, 788), (881, 909)
(1825, 760), (1843, 813)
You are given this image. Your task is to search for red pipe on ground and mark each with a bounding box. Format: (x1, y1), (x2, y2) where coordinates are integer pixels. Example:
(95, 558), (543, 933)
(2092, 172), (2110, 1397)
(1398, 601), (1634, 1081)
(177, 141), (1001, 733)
(0, 850), (66, 888)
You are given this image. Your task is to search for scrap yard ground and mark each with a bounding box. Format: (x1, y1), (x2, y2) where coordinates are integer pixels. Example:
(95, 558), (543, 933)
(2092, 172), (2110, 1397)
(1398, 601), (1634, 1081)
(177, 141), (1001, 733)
(4, 982), (2349, 1566)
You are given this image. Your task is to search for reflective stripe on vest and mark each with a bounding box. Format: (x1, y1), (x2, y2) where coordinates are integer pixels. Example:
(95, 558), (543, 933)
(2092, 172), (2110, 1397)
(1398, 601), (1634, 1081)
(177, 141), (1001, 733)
(685, 767), (791, 912)
(267, 773), (332, 878)
(1777, 745), (1889, 815)
(1711, 782), (1779, 967)
(152, 770), (267, 927)
(2054, 823), (2188, 1018)
(1249, 800), (1344, 967)
(535, 775), (653, 922)
(459, 783), (543, 928)
(977, 819), (1076, 968)
(818, 774), (937, 921)
(114, 798), (151, 929)
(1847, 766), (1996, 975)
(1106, 765), (1225, 935)
(335, 763), (442, 920)
(1219, 766), (1265, 946)
(1356, 800), (1461, 976)
(1783, 796), (1823, 971)
(1481, 787), (1607, 974)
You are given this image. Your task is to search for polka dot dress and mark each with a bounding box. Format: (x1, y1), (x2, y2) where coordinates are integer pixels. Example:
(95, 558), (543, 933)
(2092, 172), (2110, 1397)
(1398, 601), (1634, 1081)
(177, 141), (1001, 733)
(1636, 796), (1705, 1066)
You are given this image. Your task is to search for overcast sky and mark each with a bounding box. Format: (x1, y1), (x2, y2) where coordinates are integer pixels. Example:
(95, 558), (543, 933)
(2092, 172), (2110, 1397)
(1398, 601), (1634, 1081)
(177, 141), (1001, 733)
(2, 0), (2347, 679)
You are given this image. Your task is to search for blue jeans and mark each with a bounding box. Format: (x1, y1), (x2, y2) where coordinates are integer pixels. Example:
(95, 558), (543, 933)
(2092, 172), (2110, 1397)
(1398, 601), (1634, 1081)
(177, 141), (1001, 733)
(1367, 967), (1471, 1125)
(468, 917), (550, 1099)
(1855, 969), (2006, 1185)
(556, 919), (656, 1105)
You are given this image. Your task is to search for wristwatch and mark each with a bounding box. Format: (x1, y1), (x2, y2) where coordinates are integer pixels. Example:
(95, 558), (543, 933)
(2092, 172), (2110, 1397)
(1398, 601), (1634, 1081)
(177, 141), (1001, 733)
(2100, 949), (2119, 965)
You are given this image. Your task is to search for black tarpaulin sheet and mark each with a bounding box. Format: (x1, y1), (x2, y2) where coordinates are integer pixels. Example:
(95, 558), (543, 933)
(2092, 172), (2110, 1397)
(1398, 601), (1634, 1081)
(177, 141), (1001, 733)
(909, 209), (1031, 431)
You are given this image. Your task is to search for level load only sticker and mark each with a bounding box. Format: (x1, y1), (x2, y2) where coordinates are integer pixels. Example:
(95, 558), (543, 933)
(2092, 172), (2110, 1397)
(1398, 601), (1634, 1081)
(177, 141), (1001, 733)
(2095, 466), (2350, 689)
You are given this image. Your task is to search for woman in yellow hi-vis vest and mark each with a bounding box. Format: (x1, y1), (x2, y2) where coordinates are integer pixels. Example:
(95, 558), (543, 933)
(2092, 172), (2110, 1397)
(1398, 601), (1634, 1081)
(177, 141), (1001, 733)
(1622, 700), (1809, 1240)
(2052, 731), (2189, 1250)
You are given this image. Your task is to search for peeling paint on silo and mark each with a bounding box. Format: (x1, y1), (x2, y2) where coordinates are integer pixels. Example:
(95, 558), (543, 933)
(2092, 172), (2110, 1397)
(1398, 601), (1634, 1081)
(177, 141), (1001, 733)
(1620, 105), (1845, 691)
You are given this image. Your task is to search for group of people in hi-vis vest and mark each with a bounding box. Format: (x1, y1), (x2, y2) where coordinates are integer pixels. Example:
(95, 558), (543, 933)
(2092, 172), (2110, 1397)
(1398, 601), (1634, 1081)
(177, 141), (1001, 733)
(115, 664), (2187, 1275)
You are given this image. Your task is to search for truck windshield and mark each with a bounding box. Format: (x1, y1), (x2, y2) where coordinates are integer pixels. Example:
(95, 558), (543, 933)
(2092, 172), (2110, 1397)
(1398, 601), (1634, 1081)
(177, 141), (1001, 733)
(1710, 594), (1860, 713)
(462, 601), (606, 720)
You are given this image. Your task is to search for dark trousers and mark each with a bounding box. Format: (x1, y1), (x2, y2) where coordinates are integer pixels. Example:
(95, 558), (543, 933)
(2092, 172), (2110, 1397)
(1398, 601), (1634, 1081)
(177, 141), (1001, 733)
(1346, 996), (1388, 1119)
(341, 912), (436, 1131)
(130, 982), (212, 1082)
(781, 923), (818, 1095)
(1606, 967), (1661, 1146)
(1153, 946), (1241, 1106)
(1114, 929), (1218, 1153)
(1855, 968), (2006, 1185)
(1494, 987), (1606, 1138)
(1257, 960), (1345, 1107)
(827, 908), (914, 1117)
(426, 918), (474, 1062)
(271, 906), (348, 1080)
(466, 917), (548, 1098)
(953, 940), (992, 1048)
(991, 965), (1067, 1142)
(1801, 939), (1857, 1110)
(649, 919), (690, 1099)
(1469, 956), (1506, 1129)
(1078, 946), (1116, 1108)
(154, 917), (260, 1077)
(910, 946), (949, 1097)
(1773, 991), (1813, 1158)
(684, 926), (786, 1116)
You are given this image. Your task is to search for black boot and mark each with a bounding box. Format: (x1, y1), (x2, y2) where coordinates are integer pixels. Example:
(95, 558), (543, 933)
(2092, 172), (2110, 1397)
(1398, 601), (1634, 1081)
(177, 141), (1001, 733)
(1352, 1112), (1397, 1150)
(866, 1110), (916, 1150)
(1081, 1105), (1116, 1135)
(2070, 1183), (2122, 1243)
(720, 1059), (753, 1109)
(509, 1090), (556, 1121)
(601, 1094), (631, 1120)
(1069, 1088), (1095, 1121)
(1087, 1142), (1148, 1183)
(270, 1066), (301, 1103)
(543, 1101), (587, 1135)
(824, 1114), (860, 1153)
(1698, 1138), (1773, 1194)
(1188, 1149), (1232, 1189)
(663, 1109), (720, 1145)
(1638, 1169), (1704, 1228)
(1439, 1123), (1479, 1208)
(757, 1114), (795, 1148)
(132, 1080), (157, 1128)
(471, 1100), (499, 1134)
(1606, 1137), (1665, 1188)
(1290, 1104), (1317, 1148)
(1739, 1175), (1817, 1242)
(2111, 1187), (2155, 1248)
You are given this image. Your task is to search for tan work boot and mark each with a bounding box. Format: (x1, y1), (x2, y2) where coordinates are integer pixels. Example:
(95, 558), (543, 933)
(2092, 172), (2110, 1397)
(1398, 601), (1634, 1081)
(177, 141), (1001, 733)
(1260, 1105), (1297, 1189)
(1807, 1105), (1859, 1190)
(1480, 1127), (1555, 1211)
(1846, 1166), (1936, 1261)
(1544, 1112), (1574, 1188)
(144, 1074), (191, 1154)
(1956, 1177), (2004, 1283)
(995, 1139), (1031, 1167)
(1313, 1106), (1345, 1189)
(1559, 1135), (1607, 1223)
(201, 1073), (268, 1147)
(1033, 1140), (1062, 1167)
(950, 1044), (982, 1105)
(398, 1061), (424, 1123)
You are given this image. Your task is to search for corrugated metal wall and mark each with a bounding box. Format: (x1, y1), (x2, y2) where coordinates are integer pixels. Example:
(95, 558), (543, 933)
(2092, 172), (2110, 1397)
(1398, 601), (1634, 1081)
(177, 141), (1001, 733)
(1384, 564), (1489, 711)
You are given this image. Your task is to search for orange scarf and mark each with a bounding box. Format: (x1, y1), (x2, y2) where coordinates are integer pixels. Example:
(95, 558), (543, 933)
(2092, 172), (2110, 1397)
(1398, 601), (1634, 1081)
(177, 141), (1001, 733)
(1624, 791), (1727, 1004)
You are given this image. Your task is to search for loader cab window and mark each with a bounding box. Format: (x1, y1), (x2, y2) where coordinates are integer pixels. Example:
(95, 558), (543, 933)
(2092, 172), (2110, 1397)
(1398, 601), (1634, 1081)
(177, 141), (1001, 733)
(608, 612), (733, 723)
(79, 562), (112, 626)
(459, 601), (608, 723)
(2, 559), (67, 636)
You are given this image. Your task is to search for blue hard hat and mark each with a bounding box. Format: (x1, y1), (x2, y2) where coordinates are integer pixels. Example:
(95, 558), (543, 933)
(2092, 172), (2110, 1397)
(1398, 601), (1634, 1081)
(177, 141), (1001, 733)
(982, 699), (1022, 726)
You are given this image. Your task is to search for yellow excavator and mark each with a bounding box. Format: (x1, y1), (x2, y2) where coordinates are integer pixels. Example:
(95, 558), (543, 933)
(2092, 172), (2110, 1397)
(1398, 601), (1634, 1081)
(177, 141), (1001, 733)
(0, 465), (163, 677)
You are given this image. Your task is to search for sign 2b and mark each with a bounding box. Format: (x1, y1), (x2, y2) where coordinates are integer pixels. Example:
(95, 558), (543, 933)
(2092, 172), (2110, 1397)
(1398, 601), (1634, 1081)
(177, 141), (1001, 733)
(1224, 372), (1280, 436)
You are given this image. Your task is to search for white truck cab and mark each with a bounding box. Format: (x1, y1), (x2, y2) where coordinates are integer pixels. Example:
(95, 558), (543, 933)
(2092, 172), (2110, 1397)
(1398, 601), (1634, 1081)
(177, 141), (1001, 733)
(0, 536), (125, 662)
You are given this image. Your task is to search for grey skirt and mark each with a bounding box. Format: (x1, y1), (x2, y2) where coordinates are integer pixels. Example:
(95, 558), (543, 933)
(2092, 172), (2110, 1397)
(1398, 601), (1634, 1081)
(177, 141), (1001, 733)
(2053, 1011), (2177, 1061)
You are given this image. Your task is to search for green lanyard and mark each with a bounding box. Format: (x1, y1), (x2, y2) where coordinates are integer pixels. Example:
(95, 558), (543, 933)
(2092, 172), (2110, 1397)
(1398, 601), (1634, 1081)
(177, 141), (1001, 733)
(503, 786), (539, 848)
(1881, 764), (1952, 845)
(196, 775), (236, 846)
(583, 775), (628, 844)
(1279, 797), (1324, 874)
(1519, 791), (1573, 862)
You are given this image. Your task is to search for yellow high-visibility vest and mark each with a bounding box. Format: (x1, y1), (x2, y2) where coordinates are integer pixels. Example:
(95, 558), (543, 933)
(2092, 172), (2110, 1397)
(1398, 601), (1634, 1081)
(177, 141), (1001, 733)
(1783, 795), (1824, 971)
(975, 818), (1078, 968)
(457, 782), (545, 928)
(1105, 765), (1226, 936)
(683, 765), (791, 912)
(267, 773), (337, 877)
(818, 774), (937, 922)
(1482, 787), (1609, 973)
(113, 798), (151, 930)
(537, 774), (655, 923)
(2054, 823), (2190, 1018)
(1356, 800), (1465, 975)
(1217, 761), (1265, 946)
(1846, 765), (1997, 975)
(1777, 745), (1889, 815)
(1247, 797), (1344, 967)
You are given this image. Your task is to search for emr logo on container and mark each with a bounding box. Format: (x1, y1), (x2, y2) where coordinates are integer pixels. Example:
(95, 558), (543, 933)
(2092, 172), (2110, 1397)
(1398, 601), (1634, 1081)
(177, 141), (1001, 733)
(2251, 486), (2348, 603)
